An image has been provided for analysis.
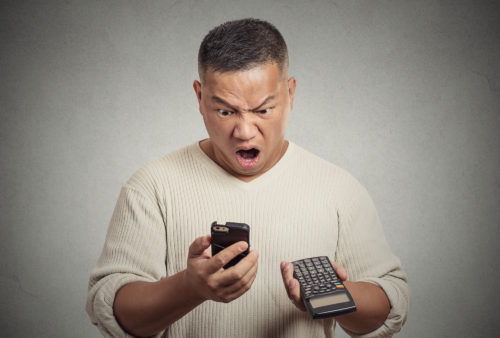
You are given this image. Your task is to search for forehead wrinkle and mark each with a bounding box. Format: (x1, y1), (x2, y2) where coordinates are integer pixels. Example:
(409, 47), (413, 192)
(205, 63), (284, 111)
(213, 89), (249, 111)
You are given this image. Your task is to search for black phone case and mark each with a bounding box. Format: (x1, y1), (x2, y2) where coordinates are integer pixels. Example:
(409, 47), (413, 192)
(211, 221), (250, 268)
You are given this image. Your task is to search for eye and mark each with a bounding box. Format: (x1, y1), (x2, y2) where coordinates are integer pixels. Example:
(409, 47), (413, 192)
(217, 109), (233, 117)
(258, 107), (273, 114)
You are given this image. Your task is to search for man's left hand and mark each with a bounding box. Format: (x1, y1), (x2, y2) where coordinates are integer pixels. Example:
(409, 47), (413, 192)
(279, 260), (348, 312)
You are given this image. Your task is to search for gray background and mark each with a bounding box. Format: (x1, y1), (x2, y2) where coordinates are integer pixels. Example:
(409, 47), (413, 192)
(1, 0), (499, 337)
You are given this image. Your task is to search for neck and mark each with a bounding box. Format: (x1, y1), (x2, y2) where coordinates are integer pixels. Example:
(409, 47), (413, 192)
(199, 139), (289, 182)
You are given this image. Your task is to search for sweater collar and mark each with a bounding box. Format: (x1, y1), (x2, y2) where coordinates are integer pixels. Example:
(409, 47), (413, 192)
(190, 140), (295, 190)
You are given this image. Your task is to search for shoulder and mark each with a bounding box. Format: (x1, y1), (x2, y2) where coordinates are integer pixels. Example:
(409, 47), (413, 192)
(124, 143), (199, 196)
(290, 143), (362, 186)
(289, 142), (369, 205)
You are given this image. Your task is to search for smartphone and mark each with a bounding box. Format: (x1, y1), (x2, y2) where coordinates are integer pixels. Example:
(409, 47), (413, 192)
(211, 221), (250, 269)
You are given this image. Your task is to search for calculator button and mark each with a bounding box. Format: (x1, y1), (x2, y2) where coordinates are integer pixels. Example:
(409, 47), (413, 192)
(336, 285), (344, 289)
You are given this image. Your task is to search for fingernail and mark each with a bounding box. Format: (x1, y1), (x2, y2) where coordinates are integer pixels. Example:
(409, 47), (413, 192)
(289, 280), (295, 289)
(239, 242), (248, 251)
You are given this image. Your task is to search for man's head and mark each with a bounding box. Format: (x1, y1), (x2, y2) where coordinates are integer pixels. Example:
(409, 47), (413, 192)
(198, 18), (289, 83)
(194, 18), (296, 182)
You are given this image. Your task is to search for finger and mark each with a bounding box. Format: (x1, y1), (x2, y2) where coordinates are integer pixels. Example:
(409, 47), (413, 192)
(288, 278), (306, 311)
(208, 241), (249, 273)
(286, 272), (301, 303)
(220, 252), (258, 292)
(280, 261), (293, 299)
(188, 235), (211, 258)
(222, 266), (259, 302)
(200, 246), (212, 259)
(220, 249), (259, 284)
(330, 261), (348, 281)
(281, 262), (306, 311)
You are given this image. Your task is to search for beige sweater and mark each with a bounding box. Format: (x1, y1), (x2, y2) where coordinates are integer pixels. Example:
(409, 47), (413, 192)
(86, 141), (410, 337)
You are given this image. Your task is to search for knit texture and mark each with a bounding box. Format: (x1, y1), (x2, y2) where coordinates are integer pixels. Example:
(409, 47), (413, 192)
(86, 141), (410, 337)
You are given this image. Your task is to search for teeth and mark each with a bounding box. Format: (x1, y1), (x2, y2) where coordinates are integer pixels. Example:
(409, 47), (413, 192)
(236, 149), (258, 162)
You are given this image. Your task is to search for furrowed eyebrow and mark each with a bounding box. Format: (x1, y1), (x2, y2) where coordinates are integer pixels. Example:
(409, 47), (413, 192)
(251, 96), (275, 111)
(211, 96), (237, 111)
(211, 95), (276, 112)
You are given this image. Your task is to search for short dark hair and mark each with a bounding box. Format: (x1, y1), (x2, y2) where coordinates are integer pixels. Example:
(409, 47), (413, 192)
(198, 18), (288, 82)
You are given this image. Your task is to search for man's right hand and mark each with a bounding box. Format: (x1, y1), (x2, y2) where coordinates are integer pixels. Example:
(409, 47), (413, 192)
(113, 235), (258, 337)
(184, 235), (259, 303)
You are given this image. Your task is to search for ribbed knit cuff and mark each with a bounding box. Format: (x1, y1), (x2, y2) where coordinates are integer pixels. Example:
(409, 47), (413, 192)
(340, 277), (410, 338)
(87, 273), (161, 338)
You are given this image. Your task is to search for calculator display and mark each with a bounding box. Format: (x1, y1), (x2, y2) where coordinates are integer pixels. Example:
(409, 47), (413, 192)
(310, 293), (350, 308)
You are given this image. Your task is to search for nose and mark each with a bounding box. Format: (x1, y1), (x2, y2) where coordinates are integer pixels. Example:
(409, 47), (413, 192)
(233, 114), (257, 141)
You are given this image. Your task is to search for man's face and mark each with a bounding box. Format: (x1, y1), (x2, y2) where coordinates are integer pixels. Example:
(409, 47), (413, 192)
(194, 63), (296, 181)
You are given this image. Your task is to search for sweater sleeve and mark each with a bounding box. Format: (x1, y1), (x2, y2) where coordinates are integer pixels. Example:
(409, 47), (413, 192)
(335, 179), (410, 337)
(86, 183), (167, 337)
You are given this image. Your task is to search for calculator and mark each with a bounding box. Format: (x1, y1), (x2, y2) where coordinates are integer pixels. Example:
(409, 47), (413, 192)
(292, 256), (356, 319)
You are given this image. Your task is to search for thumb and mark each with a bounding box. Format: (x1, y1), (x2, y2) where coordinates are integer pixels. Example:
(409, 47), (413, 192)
(330, 261), (348, 281)
(207, 241), (248, 273)
(188, 235), (211, 258)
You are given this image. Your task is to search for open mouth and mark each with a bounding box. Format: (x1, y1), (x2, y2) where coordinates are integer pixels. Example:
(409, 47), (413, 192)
(235, 148), (260, 168)
(236, 148), (259, 160)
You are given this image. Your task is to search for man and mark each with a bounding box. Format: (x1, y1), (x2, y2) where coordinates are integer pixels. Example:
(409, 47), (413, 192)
(86, 18), (409, 337)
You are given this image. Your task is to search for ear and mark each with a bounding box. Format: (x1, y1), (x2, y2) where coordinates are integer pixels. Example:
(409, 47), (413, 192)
(287, 77), (297, 110)
(193, 80), (203, 112)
